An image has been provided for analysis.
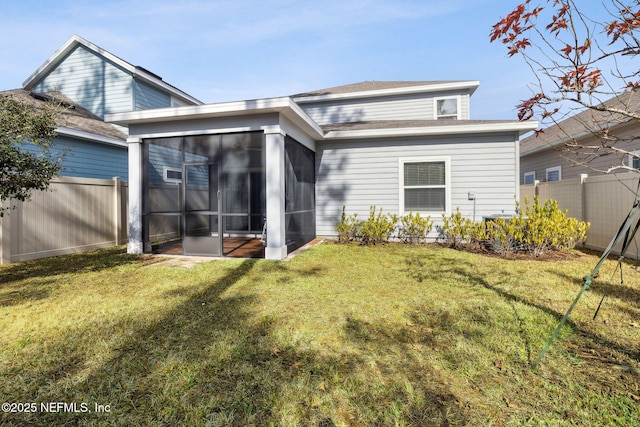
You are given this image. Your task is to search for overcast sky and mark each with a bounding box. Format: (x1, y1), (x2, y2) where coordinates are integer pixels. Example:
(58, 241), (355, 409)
(0, 0), (572, 120)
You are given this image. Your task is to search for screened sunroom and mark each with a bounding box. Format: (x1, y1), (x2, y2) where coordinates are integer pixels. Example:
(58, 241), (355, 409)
(137, 130), (315, 259)
(109, 97), (323, 260)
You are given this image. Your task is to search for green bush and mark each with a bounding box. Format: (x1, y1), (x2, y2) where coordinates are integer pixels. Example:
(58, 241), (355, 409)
(335, 207), (434, 245)
(519, 196), (590, 256)
(440, 208), (474, 248)
(397, 212), (433, 243)
(441, 197), (589, 257)
(485, 216), (524, 255)
(359, 206), (398, 245)
(335, 206), (359, 243)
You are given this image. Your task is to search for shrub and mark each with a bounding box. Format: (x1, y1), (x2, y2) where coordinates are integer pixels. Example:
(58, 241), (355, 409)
(335, 207), (435, 245)
(359, 206), (398, 245)
(335, 206), (359, 243)
(397, 212), (433, 243)
(485, 216), (524, 255)
(440, 197), (589, 257)
(440, 209), (474, 248)
(519, 196), (589, 256)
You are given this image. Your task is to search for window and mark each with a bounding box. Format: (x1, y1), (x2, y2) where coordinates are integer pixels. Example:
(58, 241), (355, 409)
(163, 166), (182, 183)
(546, 166), (561, 182)
(629, 152), (640, 169)
(400, 157), (450, 214)
(435, 97), (459, 120)
(523, 171), (536, 185)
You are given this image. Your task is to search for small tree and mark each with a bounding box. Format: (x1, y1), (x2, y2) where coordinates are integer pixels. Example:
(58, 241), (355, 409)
(490, 1), (640, 174)
(0, 93), (62, 216)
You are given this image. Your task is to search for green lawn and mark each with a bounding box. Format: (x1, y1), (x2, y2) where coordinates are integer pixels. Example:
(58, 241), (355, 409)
(0, 243), (638, 426)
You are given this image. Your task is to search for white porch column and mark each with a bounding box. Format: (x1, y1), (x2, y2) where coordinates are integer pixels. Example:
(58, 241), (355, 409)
(265, 131), (287, 260)
(127, 139), (144, 254)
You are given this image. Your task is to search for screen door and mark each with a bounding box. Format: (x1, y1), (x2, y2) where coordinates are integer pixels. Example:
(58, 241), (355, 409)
(182, 163), (222, 256)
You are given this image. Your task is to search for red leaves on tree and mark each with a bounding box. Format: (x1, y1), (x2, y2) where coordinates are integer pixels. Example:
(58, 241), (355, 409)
(605, 6), (640, 44)
(516, 93), (546, 121)
(626, 80), (640, 91)
(560, 44), (573, 56)
(490, 0), (543, 55)
(560, 68), (602, 92)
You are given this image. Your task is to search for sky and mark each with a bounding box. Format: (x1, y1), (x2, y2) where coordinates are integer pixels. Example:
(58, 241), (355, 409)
(0, 0), (588, 120)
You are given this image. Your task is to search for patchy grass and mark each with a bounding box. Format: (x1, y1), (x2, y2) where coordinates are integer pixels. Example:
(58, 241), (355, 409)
(0, 243), (638, 426)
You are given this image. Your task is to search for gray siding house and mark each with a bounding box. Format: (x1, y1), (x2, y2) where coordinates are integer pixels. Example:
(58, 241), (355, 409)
(108, 80), (536, 260)
(520, 92), (640, 184)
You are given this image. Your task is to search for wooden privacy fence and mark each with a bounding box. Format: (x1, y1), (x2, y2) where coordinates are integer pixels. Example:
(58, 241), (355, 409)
(0, 177), (128, 264)
(521, 172), (640, 259)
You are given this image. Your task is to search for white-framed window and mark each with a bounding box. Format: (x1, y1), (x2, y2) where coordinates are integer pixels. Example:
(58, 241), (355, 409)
(546, 166), (561, 182)
(163, 166), (182, 183)
(523, 171), (536, 185)
(629, 151), (640, 169)
(399, 157), (451, 215)
(435, 96), (459, 120)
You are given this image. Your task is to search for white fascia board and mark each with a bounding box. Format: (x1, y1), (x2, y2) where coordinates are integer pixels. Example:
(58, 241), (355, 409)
(23, 35), (201, 105)
(293, 81), (481, 104)
(324, 121), (538, 141)
(107, 96), (325, 139)
(23, 35), (80, 89)
(56, 127), (127, 148)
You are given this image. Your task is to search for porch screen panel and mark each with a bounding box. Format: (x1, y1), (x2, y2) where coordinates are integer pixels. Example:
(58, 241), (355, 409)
(285, 136), (315, 253)
(221, 133), (265, 234)
(144, 137), (183, 243)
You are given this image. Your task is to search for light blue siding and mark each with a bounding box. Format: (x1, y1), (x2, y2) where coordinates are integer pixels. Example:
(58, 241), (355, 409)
(134, 80), (171, 110)
(22, 136), (127, 181)
(34, 45), (133, 118)
(315, 134), (519, 237)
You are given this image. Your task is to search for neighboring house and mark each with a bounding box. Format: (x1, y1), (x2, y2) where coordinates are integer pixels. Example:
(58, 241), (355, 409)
(108, 80), (537, 260)
(0, 35), (205, 264)
(2, 89), (128, 180)
(520, 91), (640, 184)
(23, 35), (202, 119)
(11, 34), (202, 181)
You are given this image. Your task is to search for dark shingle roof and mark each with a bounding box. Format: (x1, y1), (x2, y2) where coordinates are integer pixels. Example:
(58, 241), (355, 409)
(293, 81), (465, 98)
(2, 89), (127, 142)
(520, 91), (640, 155)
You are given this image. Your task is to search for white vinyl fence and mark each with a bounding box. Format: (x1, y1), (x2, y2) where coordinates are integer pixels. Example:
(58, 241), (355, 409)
(0, 177), (128, 264)
(521, 172), (640, 259)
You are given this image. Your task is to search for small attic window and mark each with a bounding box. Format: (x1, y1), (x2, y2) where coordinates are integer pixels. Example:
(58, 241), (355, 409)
(435, 97), (458, 120)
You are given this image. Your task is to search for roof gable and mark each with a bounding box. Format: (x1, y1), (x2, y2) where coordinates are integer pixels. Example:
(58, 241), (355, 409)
(22, 35), (201, 106)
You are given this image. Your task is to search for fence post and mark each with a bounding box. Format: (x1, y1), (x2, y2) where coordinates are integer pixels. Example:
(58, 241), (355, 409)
(534, 180), (540, 197)
(0, 201), (10, 264)
(113, 176), (122, 246)
(579, 174), (588, 222)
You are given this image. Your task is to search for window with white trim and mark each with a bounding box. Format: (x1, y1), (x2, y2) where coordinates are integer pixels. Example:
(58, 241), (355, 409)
(546, 166), (561, 182)
(523, 171), (536, 185)
(400, 158), (450, 213)
(435, 97), (459, 120)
